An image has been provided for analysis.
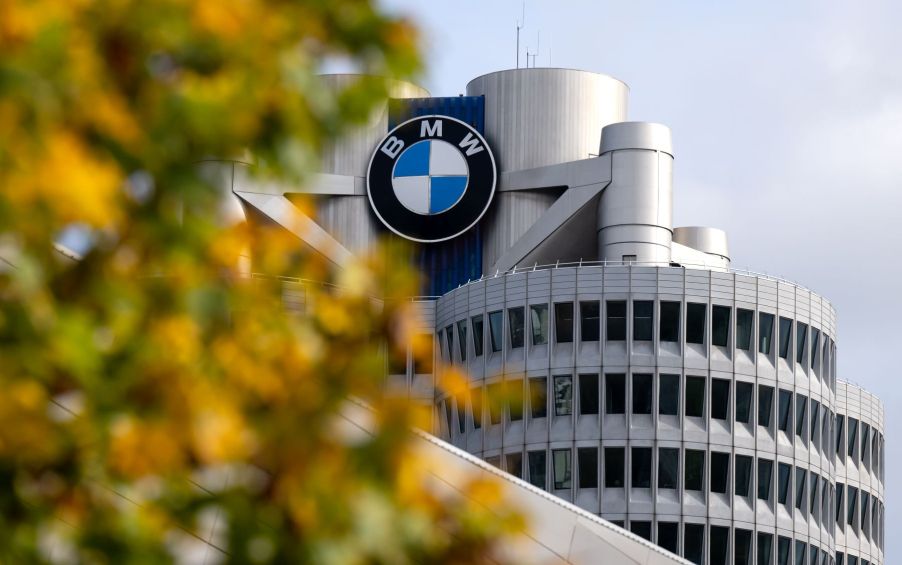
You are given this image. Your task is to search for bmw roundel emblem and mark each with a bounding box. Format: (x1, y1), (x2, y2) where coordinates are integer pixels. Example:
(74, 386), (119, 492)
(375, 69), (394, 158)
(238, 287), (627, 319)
(367, 115), (497, 243)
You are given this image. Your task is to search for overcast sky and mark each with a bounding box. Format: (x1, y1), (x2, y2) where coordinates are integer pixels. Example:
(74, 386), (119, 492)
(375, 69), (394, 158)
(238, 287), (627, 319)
(381, 0), (901, 557)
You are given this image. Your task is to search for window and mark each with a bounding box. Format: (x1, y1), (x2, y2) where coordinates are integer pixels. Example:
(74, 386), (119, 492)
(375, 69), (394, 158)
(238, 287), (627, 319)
(633, 300), (653, 341)
(389, 340), (408, 375)
(712, 305), (730, 347)
(660, 301), (680, 342)
(795, 466), (806, 510)
(579, 301), (600, 341)
(529, 304), (548, 346)
(553, 375), (572, 416)
(777, 536), (791, 565)
(554, 302), (574, 343)
(658, 447), (679, 489)
(737, 308), (754, 350)
(658, 522), (679, 554)
(795, 394), (807, 440)
(684, 523), (704, 565)
(735, 528), (752, 565)
(456, 395), (466, 434)
(630, 521), (652, 541)
(443, 399), (452, 437)
(810, 328), (820, 369)
(711, 378), (730, 421)
(632, 373), (652, 415)
(508, 306), (525, 348)
(471, 386), (483, 430)
(685, 449), (705, 491)
(778, 389), (792, 433)
(506, 452), (522, 478)
(457, 321), (468, 361)
(758, 532), (774, 565)
(736, 454), (752, 497)
(631, 447), (652, 488)
(847, 486), (858, 526)
(809, 472), (819, 513)
(604, 447), (624, 488)
(413, 333), (433, 374)
(445, 326), (455, 361)
(529, 377), (547, 418)
(686, 302), (706, 344)
(794, 541), (806, 565)
(685, 376), (706, 418)
(837, 553), (844, 565)
(759, 312), (775, 355)
(471, 315), (484, 357)
(579, 373), (599, 415)
(862, 423), (871, 465)
(778, 317), (793, 359)
(507, 379), (523, 422)
(796, 322), (807, 365)
(577, 447), (598, 488)
(605, 373), (626, 415)
(758, 385), (774, 429)
(711, 451), (730, 494)
(659, 374), (680, 416)
(758, 458), (773, 501)
(606, 300), (626, 340)
(552, 449), (572, 489)
(710, 525), (729, 565)
(488, 310), (503, 353)
(835, 482), (844, 525)
(527, 450), (546, 489)
(810, 401), (820, 442)
(736, 381), (753, 424)
(848, 417), (858, 457)
(778, 463), (792, 505)
(487, 382), (503, 425)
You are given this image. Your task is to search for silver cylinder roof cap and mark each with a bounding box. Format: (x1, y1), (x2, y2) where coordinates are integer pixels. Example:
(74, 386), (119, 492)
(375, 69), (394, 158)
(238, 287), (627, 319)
(673, 226), (730, 260)
(599, 121), (673, 156)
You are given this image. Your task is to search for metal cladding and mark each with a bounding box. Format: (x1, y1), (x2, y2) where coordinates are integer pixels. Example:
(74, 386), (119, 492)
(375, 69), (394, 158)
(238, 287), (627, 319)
(673, 226), (730, 262)
(597, 122), (674, 264)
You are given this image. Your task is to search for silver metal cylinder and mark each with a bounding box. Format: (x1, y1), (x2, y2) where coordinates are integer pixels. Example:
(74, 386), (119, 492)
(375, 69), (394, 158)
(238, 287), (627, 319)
(673, 226), (730, 263)
(596, 122), (674, 264)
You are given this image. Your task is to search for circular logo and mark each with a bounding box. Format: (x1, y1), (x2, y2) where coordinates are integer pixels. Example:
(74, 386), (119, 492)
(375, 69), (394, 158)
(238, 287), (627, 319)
(367, 115), (496, 243)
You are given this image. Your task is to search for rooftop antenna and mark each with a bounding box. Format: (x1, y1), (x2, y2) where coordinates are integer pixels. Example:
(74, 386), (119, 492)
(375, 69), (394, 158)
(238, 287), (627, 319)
(516, 0), (525, 68)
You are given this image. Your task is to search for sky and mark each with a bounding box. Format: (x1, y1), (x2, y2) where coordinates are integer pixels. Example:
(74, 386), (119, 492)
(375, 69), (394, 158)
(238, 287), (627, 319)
(379, 0), (901, 557)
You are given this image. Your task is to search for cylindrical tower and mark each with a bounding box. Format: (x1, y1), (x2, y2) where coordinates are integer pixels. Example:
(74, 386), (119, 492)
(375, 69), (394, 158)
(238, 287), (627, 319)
(597, 122), (674, 264)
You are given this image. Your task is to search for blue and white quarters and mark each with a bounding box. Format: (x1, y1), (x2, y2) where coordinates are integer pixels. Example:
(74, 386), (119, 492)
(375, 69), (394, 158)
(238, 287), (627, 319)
(391, 139), (469, 215)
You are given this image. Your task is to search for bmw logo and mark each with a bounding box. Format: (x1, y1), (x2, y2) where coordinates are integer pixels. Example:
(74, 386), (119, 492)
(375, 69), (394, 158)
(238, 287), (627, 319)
(367, 115), (497, 243)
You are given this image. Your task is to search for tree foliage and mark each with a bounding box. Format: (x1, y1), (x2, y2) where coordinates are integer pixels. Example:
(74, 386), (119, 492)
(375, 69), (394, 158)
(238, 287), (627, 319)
(0, 1), (521, 562)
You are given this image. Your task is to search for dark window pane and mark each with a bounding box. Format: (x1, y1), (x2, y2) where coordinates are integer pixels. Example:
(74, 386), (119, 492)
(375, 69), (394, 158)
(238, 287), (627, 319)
(579, 373), (599, 415)
(810, 473), (819, 513)
(796, 323), (808, 365)
(606, 300), (626, 341)
(710, 305), (730, 348)
(446, 326), (455, 361)
(529, 377), (547, 418)
(505, 452), (522, 478)
(759, 312), (775, 355)
(577, 447), (598, 488)
(795, 466), (807, 510)
(736, 381), (753, 424)
(507, 307), (524, 348)
(811, 401), (820, 441)
(632, 373), (652, 415)
(795, 542), (806, 565)
(685, 449), (705, 491)
(471, 315), (484, 356)
(471, 386), (483, 430)
(604, 447), (624, 488)
(685, 376), (706, 418)
(658, 447), (679, 489)
(488, 310), (503, 353)
(848, 418), (858, 457)
(659, 374), (680, 416)
(758, 532), (774, 565)
(527, 450), (546, 489)
(779, 316), (793, 359)
(778, 389), (793, 433)
(711, 451), (730, 494)
(633, 300), (653, 341)
(443, 399), (452, 437)
(737, 308), (754, 350)
(457, 321), (468, 361)
(758, 458), (773, 501)
(686, 302), (706, 344)
(796, 394), (807, 440)
(836, 482), (844, 524)
(736, 454), (752, 497)
(552, 449), (572, 489)
(580, 301), (600, 342)
(507, 379), (523, 422)
(554, 302), (574, 343)
(778, 462), (792, 505)
(759, 385), (774, 429)
(848, 486), (858, 525)
(553, 375), (572, 416)
(684, 523), (705, 565)
(658, 522), (679, 554)
(630, 521), (651, 541)
(605, 373), (626, 415)
(837, 552), (844, 565)
(711, 525), (730, 565)
(487, 382), (503, 425)
(631, 447), (652, 488)
(456, 395), (466, 434)
(711, 378), (730, 420)
(529, 304), (548, 346)
(810, 328), (820, 369)
(660, 301), (680, 342)
(778, 536), (791, 565)
(736, 528), (752, 565)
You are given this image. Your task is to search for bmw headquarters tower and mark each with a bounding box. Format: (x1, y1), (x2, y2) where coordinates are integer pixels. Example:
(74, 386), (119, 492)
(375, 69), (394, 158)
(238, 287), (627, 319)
(216, 68), (887, 565)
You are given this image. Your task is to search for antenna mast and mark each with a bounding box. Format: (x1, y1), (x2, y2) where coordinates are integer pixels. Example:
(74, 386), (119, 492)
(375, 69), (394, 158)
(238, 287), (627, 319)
(516, 1), (525, 68)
